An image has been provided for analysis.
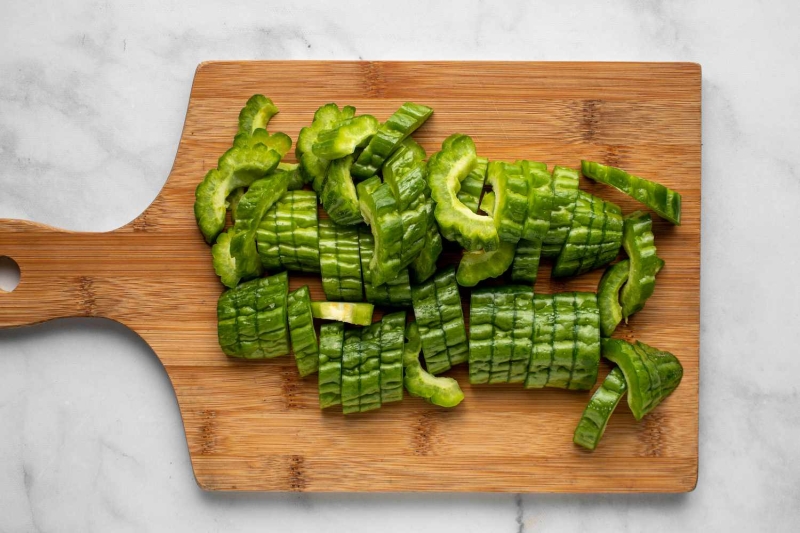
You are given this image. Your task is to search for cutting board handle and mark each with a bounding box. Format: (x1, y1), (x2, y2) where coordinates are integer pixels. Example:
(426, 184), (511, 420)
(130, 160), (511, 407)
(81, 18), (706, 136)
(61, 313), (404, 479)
(0, 218), (132, 328)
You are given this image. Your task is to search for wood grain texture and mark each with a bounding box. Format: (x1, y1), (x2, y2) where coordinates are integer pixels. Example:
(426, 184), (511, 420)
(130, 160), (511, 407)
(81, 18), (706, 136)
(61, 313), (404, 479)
(0, 61), (701, 492)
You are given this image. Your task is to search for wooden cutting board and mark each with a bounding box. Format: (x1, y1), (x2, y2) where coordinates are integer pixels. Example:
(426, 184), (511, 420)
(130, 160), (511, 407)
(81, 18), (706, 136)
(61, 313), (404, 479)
(0, 61), (700, 492)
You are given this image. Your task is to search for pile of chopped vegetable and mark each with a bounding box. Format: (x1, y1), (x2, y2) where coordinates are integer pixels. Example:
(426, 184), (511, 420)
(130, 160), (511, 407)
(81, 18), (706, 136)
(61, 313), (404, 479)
(194, 95), (685, 450)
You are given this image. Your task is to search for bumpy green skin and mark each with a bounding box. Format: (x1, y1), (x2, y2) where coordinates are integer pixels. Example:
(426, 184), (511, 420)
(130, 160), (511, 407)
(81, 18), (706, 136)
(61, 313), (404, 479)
(357, 177), (403, 287)
(312, 115), (379, 160)
(382, 140), (427, 211)
(524, 292), (600, 390)
(594, 200), (624, 268)
(410, 267), (468, 375)
(380, 311), (407, 403)
(195, 144), (281, 243)
(621, 211), (659, 319)
(321, 155), (363, 226)
(525, 294), (555, 388)
(486, 161), (529, 244)
(428, 134), (499, 251)
(317, 219), (363, 301)
(342, 323), (383, 414)
(598, 257), (665, 337)
(287, 286), (319, 377)
(569, 292), (602, 390)
(457, 157), (488, 214)
(230, 172), (291, 282)
(297, 104), (356, 191)
(551, 191), (595, 277)
(410, 197), (443, 283)
(573, 366), (628, 451)
(582, 160), (682, 225)
(511, 238), (542, 284)
(256, 191), (320, 273)
(318, 322), (345, 408)
(212, 228), (239, 288)
(217, 272), (290, 359)
(311, 302), (374, 326)
(553, 192), (623, 278)
(398, 194), (429, 268)
(238, 95), (279, 136)
(521, 161), (552, 241)
(351, 102), (433, 179)
(233, 129), (292, 158)
(456, 241), (516, 287)
(403, 322), (464, 408)
(358, 228), (413, 307)
(468, 286), (534, 385)
(541, 166), (580, 257)
(601, 338), (683, 420)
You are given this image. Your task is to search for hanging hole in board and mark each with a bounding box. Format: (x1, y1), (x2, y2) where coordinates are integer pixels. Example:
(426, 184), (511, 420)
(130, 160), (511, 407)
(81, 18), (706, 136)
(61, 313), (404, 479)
(0, 256), (21, 292)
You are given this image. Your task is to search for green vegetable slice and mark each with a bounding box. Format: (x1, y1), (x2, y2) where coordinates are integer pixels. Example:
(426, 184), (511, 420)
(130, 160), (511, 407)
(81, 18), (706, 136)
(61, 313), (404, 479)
(581, 160), (682, 225)
(342, 323), (382, 414)
(211, 227), (238, 289)
(410, 266), (468, 375)
(318, 219), (363, 301)
(456, 241), (516, 287)
(457, 157), (488, 214)
(597, 260), (631, 338)
(357, 177), (403, 287)
(237, 94), (279, 136)
(573, 366), (628, 451)
(382, 138), (428, 211)
(510, 238), (542, 284)
(194, 144), (281, 243)
(620, 211), (659, 319)
(312, 115), (379, 160)
(551, 191), (596, 278)
(468, 286), (533, 384)
(546, 293), (576, 389)
(358, 228), (413, 307)
(287, 286), (319, 377)
(380, 311), (406, 403)
(256, 191), (320, 273)
(229, 172), (291, 282)
(601, 338), (683, 420)
(297, 103), (356, 191)
(597, 257), (665, 337)
(310, 301), (374, 326)
(520, 161), (552, 241)
(410, 197), (443, 283)
(468, 289), (494, 384)
(428, 134), (499, 251)
(525, 294), (554, 388)
(318, 322), (345, 409)
(540, 166), (580, 257)
(321, 154), (363, 226)
(568, 292), (601, 390)
(402, 322), (464, 408)
(486, 161), (529, 244)
(351, 102), (433, 179)
(233, 128), (292, 158)
(217, 272), (289, 359)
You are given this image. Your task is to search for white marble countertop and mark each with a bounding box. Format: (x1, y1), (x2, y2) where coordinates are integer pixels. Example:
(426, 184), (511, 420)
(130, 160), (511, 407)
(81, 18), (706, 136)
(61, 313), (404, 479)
(1, 0), (799, 531)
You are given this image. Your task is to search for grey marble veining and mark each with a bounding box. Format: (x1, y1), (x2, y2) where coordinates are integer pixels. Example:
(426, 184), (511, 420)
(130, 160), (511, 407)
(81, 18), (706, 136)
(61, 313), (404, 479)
(2, 0), (800, 531)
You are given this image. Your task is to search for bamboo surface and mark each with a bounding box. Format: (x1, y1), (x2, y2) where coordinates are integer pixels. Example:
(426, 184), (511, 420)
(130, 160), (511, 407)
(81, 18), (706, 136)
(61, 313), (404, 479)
(0, 61), (701, 492)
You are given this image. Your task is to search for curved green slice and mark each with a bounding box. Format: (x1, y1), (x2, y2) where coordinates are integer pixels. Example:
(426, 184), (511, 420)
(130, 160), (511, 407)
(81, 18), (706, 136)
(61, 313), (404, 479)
(311, 302), (374, 326)
(402, 322), (464, 408)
